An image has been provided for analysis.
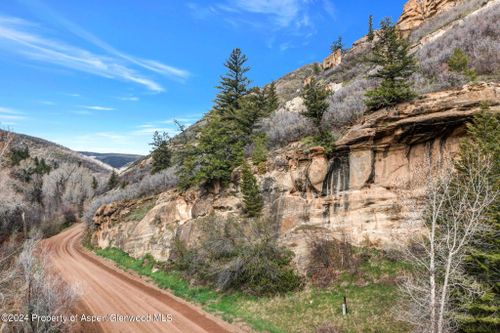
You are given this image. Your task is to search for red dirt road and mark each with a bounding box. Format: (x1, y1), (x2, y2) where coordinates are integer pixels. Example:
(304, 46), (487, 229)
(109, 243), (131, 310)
(44, 224), (240, 333)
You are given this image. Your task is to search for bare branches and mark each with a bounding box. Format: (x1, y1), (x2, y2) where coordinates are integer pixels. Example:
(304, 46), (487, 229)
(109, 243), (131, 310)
(0, 128), (13, 167)
(399, 155), (497, 333)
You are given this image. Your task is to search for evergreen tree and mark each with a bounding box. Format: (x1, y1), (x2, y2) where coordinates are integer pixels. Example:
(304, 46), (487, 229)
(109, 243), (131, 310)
(241, 162), (263, 217)
(368, 15), (374, 42)
(176, 48), (271, 190)
(330, 36), (343, 54)
(214, 48), (250, 113)
(251, 135), (268, 166)
(107, 170), (119, 189)
(150, 131), (172, 174)
(456, 105), (500, 333)
(265, 82), (279, 114)
(302, 78), (330, 128)
(91, 176), (98, 191)
(448, 48), (477, 81)
(9, 146), (30, 166)
(193, 111), (245, 187)
(365, 18), (416, 111)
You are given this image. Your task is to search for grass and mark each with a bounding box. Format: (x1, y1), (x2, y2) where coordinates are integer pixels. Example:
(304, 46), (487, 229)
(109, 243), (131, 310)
(124, 198), (156, 222)
(95, 247), (410, 333)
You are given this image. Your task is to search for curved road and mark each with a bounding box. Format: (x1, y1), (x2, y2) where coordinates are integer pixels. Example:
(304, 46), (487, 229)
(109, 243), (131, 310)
(44, 224), (239, 333)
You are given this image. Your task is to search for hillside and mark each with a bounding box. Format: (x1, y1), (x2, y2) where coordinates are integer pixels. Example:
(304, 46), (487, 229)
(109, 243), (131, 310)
(0, 130), (113, 241)
(89, 0), (500, 271)
(79, 151), (143, 169)
(3, 131), (112, 173)
(82, 1), (499, 332)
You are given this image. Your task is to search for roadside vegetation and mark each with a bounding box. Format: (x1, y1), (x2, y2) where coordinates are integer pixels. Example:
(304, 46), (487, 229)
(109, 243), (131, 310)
(96, 241), (411, 333)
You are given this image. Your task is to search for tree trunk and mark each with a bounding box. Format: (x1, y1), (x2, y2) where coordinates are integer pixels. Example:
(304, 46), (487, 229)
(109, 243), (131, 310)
(437, 253), (453, 333)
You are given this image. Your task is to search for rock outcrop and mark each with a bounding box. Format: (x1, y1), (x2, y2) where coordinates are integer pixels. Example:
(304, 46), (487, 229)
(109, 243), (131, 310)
(92, 83), (499, 272)
(322, 49), (342, 70)
(397, 0), (460, 38)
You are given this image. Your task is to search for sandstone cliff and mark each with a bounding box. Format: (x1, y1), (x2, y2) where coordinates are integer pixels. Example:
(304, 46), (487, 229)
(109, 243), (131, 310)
(397, 0), (459, 37)
(92, 83), (499, 272)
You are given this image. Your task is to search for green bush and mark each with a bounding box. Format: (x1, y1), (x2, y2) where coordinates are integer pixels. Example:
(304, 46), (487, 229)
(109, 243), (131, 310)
(9, 146), (30, 166)
(251, 135), (268, 166)
(169, 216), (303, 296)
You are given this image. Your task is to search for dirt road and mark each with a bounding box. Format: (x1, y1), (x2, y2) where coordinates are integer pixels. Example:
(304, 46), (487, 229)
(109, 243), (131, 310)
(44, 224), (239, 333)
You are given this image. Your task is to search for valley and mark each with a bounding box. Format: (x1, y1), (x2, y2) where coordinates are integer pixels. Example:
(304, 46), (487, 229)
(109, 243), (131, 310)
(1, 0), (499, 332)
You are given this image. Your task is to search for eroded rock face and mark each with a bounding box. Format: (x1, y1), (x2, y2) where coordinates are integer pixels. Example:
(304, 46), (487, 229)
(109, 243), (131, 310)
(322, 49), (342, 70)
(92, 83), (500, 270)
(397, 0), (459, 37)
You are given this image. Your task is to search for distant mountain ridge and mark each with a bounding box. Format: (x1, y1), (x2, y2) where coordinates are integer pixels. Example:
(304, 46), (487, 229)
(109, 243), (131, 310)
(2, 130), (112, 173)
(79, 151), (144, 169)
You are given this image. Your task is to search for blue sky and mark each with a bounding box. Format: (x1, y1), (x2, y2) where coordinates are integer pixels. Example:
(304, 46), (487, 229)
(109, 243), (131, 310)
(0, 0), (406, 154)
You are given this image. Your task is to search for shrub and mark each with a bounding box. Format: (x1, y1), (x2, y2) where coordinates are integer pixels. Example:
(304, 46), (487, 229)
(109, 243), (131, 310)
(8, 146), (30, 166)
(416, 4), (500, 92)
(257, 109), (315, 148)
(169, 216), (303, 296)
(409, 0), (489, 44)
(307, 235), (358, 288)
(447, 48), (477, 81)
(323, 77), (377, 129)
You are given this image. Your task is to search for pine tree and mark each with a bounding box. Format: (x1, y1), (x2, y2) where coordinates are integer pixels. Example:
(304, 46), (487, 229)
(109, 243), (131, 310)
(107, 170), (119, 189)
(150, 131), (172, 174)
(302, 78), (330, 128)
(330, 36), (343, 54)
(265, 82), (279, 114)
(214, 48), (250, 113)
(448, 48), (477, 81)
(251, 135), (268, 166)
(194, 112), (245, 187)
(176, 48), (270, 190)
(365, 18), (416, 111)
(241, 162), (263, 217)
(456, 105), (500, 333)
(368, 15), (374, 42)
(91, 176), (98, 191)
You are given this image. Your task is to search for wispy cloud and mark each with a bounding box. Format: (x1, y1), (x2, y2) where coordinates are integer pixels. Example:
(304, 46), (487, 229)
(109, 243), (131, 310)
(79, 105), (115, 111)
(0, 106), (27, 124)
(19, 0), (191, 81)
(322, 0), (337, 19)
(188, 0), (328, 49)
(224, 0), (305, 28)
(0, 13), (189, 92)
(117, 96), (139, 102)
(71, 110), (92, 115)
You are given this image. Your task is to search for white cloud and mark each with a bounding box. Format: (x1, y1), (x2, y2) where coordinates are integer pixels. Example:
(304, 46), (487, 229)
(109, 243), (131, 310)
(117, 96), (139, 102)
(79, 105), (115, 111)
(228, 0), (303, 28)
(322, 0), (337, 19)
(188, 0), (325, 48)
(0, 106), (26, 124)
(0, 15), (189, 92)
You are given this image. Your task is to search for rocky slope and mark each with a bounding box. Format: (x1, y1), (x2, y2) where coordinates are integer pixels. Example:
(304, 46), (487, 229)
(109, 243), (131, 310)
(91, 83), (499, 272)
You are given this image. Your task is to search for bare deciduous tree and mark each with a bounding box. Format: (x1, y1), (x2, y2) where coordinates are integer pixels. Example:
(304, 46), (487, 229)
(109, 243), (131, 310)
(17, 235), (79, 333)
(0, 128), (13, 166)
(399, 156), (496, 333)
